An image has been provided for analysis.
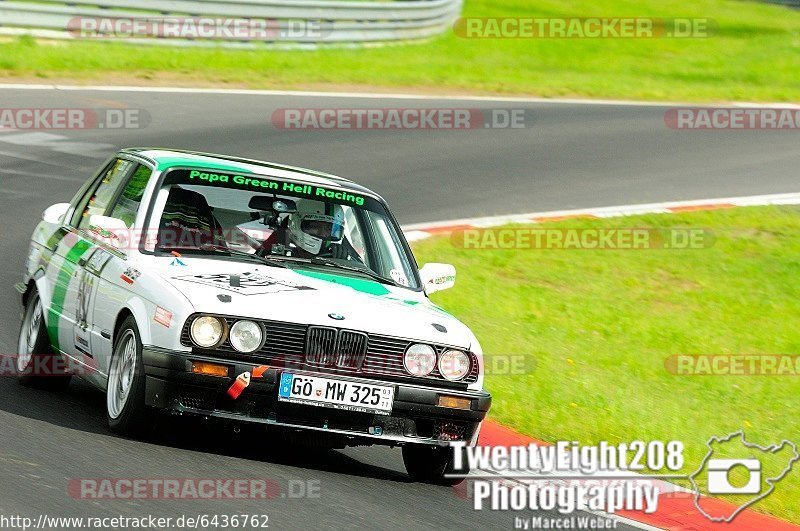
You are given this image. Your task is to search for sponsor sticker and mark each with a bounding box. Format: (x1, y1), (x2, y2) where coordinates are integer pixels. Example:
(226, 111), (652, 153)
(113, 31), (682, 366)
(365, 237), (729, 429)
(153, 307), (173, 328)
(389, 269), (409, 287)
(120, 267), (141, 285)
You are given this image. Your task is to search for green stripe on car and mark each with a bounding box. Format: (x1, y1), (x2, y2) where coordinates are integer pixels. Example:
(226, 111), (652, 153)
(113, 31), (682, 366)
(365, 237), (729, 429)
(46, 237), (91, 352)
(295, 269), (391, 296)
(157, 159), (255, 172)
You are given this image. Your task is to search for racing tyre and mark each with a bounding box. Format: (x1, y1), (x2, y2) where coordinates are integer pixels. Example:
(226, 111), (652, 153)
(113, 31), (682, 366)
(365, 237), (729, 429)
(402, 443), (470, 486)
(106, 316), (149, 436)
(16, 289), (71, 390)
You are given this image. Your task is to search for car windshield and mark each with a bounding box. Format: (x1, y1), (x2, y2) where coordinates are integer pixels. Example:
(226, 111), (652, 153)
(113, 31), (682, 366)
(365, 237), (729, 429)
(144, 168), (420, 289)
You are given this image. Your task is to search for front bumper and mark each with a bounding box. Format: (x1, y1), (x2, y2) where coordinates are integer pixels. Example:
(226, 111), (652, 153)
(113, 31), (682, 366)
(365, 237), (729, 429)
(142, 346), (492, 446)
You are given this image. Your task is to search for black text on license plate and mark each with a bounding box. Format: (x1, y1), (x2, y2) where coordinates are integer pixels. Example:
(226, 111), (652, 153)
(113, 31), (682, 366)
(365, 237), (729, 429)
(278, 373), (394, 414)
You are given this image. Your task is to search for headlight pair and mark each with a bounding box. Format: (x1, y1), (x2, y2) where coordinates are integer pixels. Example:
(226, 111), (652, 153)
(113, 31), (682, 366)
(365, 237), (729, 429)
(190, 316), (264, 353)
(403, 343), (471, 381)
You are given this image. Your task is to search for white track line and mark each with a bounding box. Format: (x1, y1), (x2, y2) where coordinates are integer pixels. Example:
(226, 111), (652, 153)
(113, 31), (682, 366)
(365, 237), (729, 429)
(401, 192), (800, 241)
(0, 83), (799, 107)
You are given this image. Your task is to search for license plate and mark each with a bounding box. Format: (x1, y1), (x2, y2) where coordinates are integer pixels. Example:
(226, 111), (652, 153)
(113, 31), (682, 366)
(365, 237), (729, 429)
(278, 372), (394, 415)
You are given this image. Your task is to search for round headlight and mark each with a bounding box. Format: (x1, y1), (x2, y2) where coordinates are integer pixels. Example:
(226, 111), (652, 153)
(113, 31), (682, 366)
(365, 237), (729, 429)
(439, 350), (471, 381)
(190, 316), (225, 348)
(229, 320), (264, 353)
(404, 344), (436, 377)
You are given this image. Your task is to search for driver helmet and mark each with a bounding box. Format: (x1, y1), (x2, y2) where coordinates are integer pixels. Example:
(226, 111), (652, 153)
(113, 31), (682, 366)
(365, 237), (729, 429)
(288, 199), (345, 255)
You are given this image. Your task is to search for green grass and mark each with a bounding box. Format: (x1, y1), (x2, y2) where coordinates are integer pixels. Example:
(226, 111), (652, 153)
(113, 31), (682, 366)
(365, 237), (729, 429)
(412, 205), (800, 522)
(2, 0), (800, 101)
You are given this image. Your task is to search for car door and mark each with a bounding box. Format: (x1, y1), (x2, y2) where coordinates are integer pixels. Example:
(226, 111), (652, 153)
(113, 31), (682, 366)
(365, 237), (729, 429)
(85, 163), (153, 379)
(51, 158), (139, 381)
(40, 158), (118, 367)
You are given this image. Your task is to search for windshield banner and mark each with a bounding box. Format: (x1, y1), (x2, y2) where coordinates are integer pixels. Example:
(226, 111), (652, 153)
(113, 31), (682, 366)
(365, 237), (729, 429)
(165, 169), (368, 208)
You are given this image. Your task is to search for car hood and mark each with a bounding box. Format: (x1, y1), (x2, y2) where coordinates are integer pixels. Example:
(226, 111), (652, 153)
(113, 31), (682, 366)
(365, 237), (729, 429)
(149, 256), (473, 348)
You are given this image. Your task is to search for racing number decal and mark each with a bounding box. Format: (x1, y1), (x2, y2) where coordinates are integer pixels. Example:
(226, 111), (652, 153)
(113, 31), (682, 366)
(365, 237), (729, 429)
(75, 248), (112, 330)
(84, 248), (113, 276)
(75, 268), (94, 330)
(46, 236), (92, 352)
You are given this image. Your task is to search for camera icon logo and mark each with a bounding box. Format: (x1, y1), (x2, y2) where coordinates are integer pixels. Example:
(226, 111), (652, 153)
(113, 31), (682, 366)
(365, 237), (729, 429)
(688, 431), (798, 523)
(706, 458), (761, 495)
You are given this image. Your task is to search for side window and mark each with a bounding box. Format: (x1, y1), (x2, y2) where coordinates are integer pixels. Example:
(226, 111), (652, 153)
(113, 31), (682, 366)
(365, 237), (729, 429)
(76, 158), (136, 230)
(343, 206), (368, 263)
(110, 165), (152, 228)
(363, 211), (417, 288)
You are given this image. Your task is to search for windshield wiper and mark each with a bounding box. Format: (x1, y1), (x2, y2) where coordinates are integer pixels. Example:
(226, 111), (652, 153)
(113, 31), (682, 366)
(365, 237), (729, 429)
(307, 257), (398, 286)
(218, 252), (398, 286)
(171, 244), (289, 269)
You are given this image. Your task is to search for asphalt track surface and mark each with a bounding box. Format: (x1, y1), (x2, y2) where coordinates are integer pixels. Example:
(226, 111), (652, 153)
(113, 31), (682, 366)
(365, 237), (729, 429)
(0, 86), (798, 530)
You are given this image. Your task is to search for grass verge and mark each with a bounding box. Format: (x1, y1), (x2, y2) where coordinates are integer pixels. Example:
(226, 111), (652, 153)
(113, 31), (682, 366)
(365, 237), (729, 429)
(1, 0), (800, 101)
(412, 205), (800, 522)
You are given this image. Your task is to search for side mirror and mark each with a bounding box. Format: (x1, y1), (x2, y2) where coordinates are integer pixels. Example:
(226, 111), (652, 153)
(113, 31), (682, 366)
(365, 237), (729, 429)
(88, 215), (128, 246)
(419, 263), (456, 295)
(42, 203), (70, 225)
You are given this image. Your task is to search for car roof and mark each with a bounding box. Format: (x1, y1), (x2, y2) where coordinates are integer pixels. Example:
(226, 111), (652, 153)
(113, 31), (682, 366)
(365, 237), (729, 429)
(120, 148), (379, 197)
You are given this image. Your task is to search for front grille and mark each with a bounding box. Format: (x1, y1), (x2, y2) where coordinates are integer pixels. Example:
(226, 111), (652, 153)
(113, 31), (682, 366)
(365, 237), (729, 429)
(305, 327), (368, 370)
(336, 330), (368, 369)
(181, 314), (478, 384)
(306, 326), (337, 366)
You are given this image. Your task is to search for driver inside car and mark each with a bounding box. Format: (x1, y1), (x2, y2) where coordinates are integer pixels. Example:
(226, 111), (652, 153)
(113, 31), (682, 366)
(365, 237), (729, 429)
(263, 199), (359, 260)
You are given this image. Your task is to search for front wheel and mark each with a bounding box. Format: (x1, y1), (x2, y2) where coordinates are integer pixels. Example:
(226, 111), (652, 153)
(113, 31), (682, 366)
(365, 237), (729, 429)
(106, 316), (149, 436)
(16, 289), (71, 390)
(402, 443), (470, 486)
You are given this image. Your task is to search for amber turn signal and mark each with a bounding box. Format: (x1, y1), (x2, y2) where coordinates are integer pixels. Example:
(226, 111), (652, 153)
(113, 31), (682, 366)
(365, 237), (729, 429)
(437, 395), (471, 410)
(191, 361), (229, 378)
